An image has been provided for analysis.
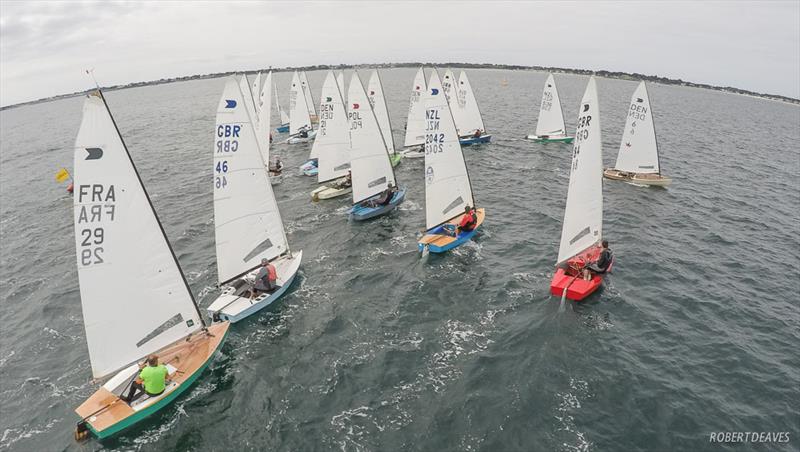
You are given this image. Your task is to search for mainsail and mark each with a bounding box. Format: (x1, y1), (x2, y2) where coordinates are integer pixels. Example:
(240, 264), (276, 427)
(313, 71), (351, 183)
(442, 68), (455, 100)
(403, 67), (427, 147)
(299, 71), (317, 118)
(535, 73), (567, 136)
(614, 81), (660, 174)
(73, 92), (203, 379)
(348, 71), (396, 204)
(450, 70), (485, 136)
(367, 69), (396, 155)
(257, 72), (273, 167)
(557, 76), (603, 265)
(273, 75), (290, 125)
(289, 71), (312, 135)
(423, 69), (475, 230)
(214, 77), (289, 284)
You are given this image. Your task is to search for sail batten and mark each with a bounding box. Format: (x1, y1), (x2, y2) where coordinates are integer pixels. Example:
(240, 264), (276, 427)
(614, 81), (660, 174)
(403, 67), (427, 147)
(73, 92), (203, 379)
(557, 76), (603, 265)
(314, 71), (351, 183)
(348, 71), (395, 204)
(535, 73), (567, 136)
(423, 70), (475, 230)
(214, 77), (289, 285)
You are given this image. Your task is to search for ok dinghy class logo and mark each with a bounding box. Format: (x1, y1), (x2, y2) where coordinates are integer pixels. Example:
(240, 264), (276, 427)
(84, 147), (103, 160)
(425, 166), (434, 185)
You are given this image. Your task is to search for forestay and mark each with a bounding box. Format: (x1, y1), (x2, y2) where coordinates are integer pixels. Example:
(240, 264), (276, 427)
(403, 67), (427, 147)
(614, 81), (660, 174)
(289, 71), (312, 135)
(214, 77), (289, 284)
(423, 70), (475, 230)
(450, 71), (485, 136)
(73, 92), (203, 380)
(367, 69), (396, 155)
(299, 71), (317, 118)
(557, 76), (603, 265)
(535, 73), (567, 136)
(348, 71), (396, 204)
(313, 71), (351, 182)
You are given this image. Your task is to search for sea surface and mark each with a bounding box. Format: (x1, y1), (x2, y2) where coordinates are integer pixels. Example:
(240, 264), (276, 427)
(0, 68), (798, 452)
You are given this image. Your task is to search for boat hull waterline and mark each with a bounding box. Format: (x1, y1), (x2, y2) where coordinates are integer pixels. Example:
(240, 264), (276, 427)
(418, 208), (486, 253)
(311, 182), (352, 201)
(349, 188), (406, 221)
(458, 134), (492, 146)
(603, 168), (672, 187)
(525, 134), (574, 143)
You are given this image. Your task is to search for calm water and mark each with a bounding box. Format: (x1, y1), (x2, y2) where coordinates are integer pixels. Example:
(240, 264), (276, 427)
(1, 68), (798, 452)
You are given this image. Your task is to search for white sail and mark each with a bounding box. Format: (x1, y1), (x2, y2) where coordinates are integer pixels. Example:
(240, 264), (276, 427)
(73, 92), (202, 379)
(614, 81), (660, 174)
(313, 71), (351, 182)
(274, 77), (290, 125)
(251, 72), (263, 115)
(451, 70), (486, 136)
(367, 69), (396, 155)
(403, 67), (427, 147)
(214, 77), (289, 285)
(289, 71), (312, 135)
(535, 73), (567, 136)
(257, 72), (273, 167)
(442, 68), (455, 100)
(299, 71), (317, 118)
(423, 69), (475, 230)
(337, 71), (346, 102)
(557, 76), (603, 265)
(348, 71), (396, 204)
(239, 74), (258, 127)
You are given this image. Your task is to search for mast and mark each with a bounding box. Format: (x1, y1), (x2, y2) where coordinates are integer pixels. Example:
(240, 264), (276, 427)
(96, 89), (206, 328)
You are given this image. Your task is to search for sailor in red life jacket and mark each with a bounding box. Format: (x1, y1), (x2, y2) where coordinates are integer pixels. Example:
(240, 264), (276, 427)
(250, 258), (278, 298)
(450, 205), (476, 236)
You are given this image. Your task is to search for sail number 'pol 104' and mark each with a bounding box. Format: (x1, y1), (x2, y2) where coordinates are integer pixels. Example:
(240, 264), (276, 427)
(424, 109), (444, 154)
(216, 124), (239, 190)
(76, 183), (115, 267)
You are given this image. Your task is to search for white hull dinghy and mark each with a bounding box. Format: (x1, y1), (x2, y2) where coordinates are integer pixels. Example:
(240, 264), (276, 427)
(401, 67), (427, 159)
(449, 70), (491, 146)
(310, 71), (352, 200)
(526, 73), (573, 143)
(604, 81), (672, 187)
(71, 90), (229, 441)
(287, 70), (316, 145)
(208, 77), (302, 323)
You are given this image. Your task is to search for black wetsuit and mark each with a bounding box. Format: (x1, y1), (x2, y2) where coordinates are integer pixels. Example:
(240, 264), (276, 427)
(587, 249), (612, 273)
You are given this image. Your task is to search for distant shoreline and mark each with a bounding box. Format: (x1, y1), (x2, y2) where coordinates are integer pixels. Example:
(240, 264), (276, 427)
(2, 62), (798, 111)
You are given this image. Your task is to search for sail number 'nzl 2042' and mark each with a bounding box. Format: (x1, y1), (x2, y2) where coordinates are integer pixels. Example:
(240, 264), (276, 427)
(76, 184), (115, 267)
(215, 124), (239, 190)
(424, 109), (444, 154)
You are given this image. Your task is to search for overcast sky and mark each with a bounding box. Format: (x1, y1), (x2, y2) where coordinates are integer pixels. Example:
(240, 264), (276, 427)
(1, 1), (798, 107)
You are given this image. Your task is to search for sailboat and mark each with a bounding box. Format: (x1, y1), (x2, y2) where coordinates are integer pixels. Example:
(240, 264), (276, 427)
(310, 71), (352, 201)
(257, 72), (283, 185)
(347, 71), (406, 221)
(604, 81), (672, 186)
(367, 69), (402, 167)
(287, 70), (317, 145)
(526, 73), (573, 143)
(549, 76), (612, 301)
(400, 67), (427, 159)
(299, 70), (318, 123)
(450, 70), (491, 145)
(417, 69), (485, 253)
(274, 76), (290, 133)
(72, 90), (229, 441)
(207, 77), (303, 323)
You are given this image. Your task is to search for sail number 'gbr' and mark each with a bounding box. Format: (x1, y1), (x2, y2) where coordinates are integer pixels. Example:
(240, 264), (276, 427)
(571, 113), (592, 171)
(216, 124), (238, 190)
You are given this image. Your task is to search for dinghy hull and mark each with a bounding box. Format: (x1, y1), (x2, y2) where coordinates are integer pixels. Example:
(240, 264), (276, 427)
(603, 168), (672, 187)
(418, 208), (485, 253)
(526, 134), (573, 143)
(74, 322), (230, 440)
(549, 245), (611, 301)
(389, 153), (403, 167)
(287, 130), (317, 144)
(311, 182), (352, 201)
(459, 134), (492, 146)
(400, 146), (425, 159)
(299, 159), (318, 176)
(349, 188), (406, 221)
(276, 124), (290, 133)
(207, 251), (303, 323)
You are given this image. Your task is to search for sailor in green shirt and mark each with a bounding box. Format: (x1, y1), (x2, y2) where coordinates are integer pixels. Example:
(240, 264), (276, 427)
(123, 355), (169, 403)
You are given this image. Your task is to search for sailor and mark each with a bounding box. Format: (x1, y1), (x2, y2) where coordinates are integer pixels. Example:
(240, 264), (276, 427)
(123, 354), (168, 403)
(250, 258), (277, 298)
(583, 240), (613, 280)
(364, 182), (397, 207)
(298, 126), (309, 139)
(473, 129), (482, 139)
(458, 205), (477, 232)
(269, 157), (283, 175)
(336, 171), (352, 189)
